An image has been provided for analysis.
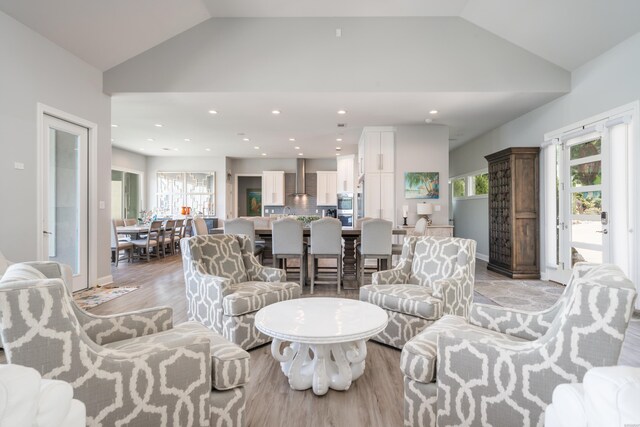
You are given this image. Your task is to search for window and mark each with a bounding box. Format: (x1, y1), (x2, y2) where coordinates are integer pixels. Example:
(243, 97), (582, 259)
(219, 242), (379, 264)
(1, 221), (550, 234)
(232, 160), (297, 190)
(471, 172), (489, 196)
(157, 172), (215, 216)
(452, 178), (466, 198)
(450, 170), (489, 199)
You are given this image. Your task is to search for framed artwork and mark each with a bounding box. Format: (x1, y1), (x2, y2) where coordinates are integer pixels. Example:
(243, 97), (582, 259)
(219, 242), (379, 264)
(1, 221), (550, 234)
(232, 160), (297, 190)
(404, 172), (440, 199)
(246, 189), (262, 216)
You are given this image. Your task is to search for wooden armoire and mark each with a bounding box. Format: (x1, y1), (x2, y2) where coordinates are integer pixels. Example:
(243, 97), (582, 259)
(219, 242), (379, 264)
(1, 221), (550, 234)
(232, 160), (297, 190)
(485, 147), (540, 279)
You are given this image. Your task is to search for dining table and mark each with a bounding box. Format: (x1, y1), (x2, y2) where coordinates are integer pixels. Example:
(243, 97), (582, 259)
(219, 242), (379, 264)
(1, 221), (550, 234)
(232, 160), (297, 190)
(116, 225), (156, 240)
(212, 226), (407, 288)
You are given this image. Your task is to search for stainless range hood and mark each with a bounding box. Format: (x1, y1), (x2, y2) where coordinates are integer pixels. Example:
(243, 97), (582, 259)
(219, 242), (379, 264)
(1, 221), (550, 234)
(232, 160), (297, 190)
(294, 158), (307, 195)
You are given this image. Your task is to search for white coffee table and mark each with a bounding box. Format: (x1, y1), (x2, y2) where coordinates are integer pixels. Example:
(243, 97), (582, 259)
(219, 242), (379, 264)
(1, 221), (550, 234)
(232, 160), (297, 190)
(255, 297), (388, 395)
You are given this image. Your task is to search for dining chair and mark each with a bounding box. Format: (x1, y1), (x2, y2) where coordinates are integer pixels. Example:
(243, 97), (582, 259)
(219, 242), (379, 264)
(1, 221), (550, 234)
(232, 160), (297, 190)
(224, 218), (264, 262)
(309, 217), (342, 294)
(357, 219), (392, 286)
(192, 216), (209, 236)
(161, 219), (176, 256)
(123, 218), (137, 226)
(110, 220), (133, 267)
(414, 217), (428, 235)
(131, 220), (162, 261)
(272, 217), (306, 287)
(172, 218), (185, 253)
(113, 218), (125, 227)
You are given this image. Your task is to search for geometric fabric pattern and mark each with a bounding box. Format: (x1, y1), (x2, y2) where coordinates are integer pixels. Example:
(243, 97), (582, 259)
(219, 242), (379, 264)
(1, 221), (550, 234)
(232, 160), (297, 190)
(360, 236), (476, 349)
(182, 234), (301, 350)
(0, 261), (249, 427)
(401, 263), (637, 427)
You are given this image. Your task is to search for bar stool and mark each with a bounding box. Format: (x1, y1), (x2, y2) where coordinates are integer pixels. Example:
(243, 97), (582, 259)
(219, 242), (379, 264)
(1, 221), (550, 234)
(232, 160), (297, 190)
(357, 219), (392, 286)
(309, 218), (342, 294)
(272, 217), (306, 287)
(224, 218), (264, 262)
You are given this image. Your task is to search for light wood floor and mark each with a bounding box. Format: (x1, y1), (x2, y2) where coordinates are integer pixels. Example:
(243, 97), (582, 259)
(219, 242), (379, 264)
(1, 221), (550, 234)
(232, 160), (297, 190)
(92, 255), (640, 427)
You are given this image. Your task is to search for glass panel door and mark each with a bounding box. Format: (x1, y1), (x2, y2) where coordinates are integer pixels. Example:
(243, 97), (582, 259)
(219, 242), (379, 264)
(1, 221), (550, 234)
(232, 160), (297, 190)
(561, 136), (609, 279)
(42, 114), (89, 291)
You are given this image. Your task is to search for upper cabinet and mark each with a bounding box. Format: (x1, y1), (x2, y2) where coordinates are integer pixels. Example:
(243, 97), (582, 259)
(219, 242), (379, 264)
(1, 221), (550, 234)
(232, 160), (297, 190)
(359, 128), (395, 174)
(262, 171), (285, 206)
(336, 155), (355, 193)
(316, 171), (337, 206)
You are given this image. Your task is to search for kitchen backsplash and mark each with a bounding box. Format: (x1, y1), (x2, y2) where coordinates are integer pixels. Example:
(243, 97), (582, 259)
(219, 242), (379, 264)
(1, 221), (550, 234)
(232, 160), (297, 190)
(265, 173), (336, 215)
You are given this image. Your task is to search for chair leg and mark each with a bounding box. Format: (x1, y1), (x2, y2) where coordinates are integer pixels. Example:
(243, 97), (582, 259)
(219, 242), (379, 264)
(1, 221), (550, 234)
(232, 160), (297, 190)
(273, 256), (278, 268)
(361, 255), (366, 286)
(337, 255), (342, 294)
(310, 256), (315, 295)
(115, 249), (119, 267)
(299, 255), (305, 288)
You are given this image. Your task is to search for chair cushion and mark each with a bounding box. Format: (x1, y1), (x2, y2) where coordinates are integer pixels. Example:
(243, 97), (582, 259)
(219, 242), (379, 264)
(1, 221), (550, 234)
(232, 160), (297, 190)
(410, 238), (460, 286)
(192, 235), (248, 284)
(360, 284), (442, 320)
(0, 264), (47, 283)
(223, 281), (300, 316)
(400, 315), (524, 383)
(103, 321), (250, 391)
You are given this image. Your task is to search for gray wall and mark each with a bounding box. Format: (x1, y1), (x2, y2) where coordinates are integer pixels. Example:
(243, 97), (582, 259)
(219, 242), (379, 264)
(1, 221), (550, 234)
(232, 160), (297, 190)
(146, 156), (227, 217)
(395, 125), (450, 226)
(229, 158), (336, 174)
(105, 17), (569, 94)
(112, 147), (146, 172)
(0, 11), (111, 281)
(237, 176), (262, 216)
(449, 31), (640, 285)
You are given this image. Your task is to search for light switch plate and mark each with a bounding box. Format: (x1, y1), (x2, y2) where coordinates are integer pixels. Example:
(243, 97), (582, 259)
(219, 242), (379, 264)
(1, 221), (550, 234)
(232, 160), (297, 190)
(14, 162), (24, 170)
(99, 201), (105, 209)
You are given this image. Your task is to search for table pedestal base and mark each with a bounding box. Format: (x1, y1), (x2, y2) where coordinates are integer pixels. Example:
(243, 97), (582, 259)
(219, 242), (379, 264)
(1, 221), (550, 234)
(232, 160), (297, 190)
(271, 338), (367, 395)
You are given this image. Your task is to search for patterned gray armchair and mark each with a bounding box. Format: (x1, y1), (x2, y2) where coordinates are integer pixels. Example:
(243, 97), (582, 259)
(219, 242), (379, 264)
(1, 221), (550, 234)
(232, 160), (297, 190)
(0, 262), (250, 427)
(181, 234), (301, 350)
(359, 236), (476, 349)
(401, 263), (637, 427)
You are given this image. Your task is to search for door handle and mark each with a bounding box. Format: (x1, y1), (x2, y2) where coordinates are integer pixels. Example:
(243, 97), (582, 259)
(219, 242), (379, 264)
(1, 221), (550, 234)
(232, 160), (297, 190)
(596, 229), (608, 234)
(43, 231), (53, 235)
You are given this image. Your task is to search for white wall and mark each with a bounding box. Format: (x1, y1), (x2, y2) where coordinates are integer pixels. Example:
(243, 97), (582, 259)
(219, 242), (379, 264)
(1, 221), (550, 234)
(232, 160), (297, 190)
(449, 31), (640, 277)
(228, 158), (336, 174)
(395, 125), (450, 226)
(0, 11), (112, 281)
(112, 147), (146, 172)
(146, 156), (227, 217)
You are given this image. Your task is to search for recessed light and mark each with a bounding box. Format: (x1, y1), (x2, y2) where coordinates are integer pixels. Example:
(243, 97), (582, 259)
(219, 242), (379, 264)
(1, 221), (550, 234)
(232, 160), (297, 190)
(425, 118), (433, 124)
(243, 138), (250, 141)
(155, 123), (163, 127)
(205, 148), (211, 152)
(336, 146), (341, 150)
(147, 138), (154, 142)
(336, 138), (343, 142)
(111, 124), (118, 128)
(208, 110), (218, 115)
(429, 110), (438, 115)
(289, 138), (296, 141)
(337, 110), (347, 115)
(262, 153), (267, 156)
(298, 153), (303, 156)
(254, 146), (260, 150)
(271, 110), (281, 115)
(294, 146), (300, 150)
(184, 138), (191, 142)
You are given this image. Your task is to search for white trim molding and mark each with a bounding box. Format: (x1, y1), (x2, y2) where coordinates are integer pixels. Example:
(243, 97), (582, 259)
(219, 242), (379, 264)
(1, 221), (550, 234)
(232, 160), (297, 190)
(476, 253), (489, 263)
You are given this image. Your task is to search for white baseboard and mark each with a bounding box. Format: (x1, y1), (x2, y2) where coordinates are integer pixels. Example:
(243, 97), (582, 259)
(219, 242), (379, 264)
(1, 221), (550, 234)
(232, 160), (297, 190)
(94, 275), (113, 287)
(476, 253), (489, 262)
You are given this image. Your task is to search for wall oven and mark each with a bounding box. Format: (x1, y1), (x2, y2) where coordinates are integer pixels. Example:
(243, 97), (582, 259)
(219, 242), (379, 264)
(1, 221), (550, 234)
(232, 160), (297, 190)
(337, 192), (354, 227)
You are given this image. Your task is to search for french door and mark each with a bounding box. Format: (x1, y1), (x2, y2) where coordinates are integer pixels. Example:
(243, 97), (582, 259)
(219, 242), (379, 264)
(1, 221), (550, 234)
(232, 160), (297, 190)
(41, 114), (89, 291)
(558, 134), (609, 283)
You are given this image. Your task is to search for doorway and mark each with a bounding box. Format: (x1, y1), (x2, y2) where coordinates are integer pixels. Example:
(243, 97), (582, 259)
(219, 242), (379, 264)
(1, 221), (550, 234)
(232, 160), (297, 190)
(545, 106), (635, 286)
(237, 175), (262, 217)
(111, 168), (143, 221)
(40, 114), (90, 291)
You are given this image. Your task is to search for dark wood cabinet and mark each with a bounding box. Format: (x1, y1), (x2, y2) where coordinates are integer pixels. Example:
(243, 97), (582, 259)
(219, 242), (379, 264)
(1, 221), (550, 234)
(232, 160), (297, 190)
(485, 147), (540, 279)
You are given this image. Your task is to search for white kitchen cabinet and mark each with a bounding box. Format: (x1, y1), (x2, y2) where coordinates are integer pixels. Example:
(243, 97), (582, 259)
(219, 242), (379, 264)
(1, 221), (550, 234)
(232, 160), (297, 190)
(262, 171), (285, 206)
(336, 155), (355, 193)
(364, 172), (394, 222)
(316, 171), (337, 206)
(360, 128), (395, 174)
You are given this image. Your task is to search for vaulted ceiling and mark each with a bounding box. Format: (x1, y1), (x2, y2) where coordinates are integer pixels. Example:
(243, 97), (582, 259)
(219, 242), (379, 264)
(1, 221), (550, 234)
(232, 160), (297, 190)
(1, 0), (639, 157)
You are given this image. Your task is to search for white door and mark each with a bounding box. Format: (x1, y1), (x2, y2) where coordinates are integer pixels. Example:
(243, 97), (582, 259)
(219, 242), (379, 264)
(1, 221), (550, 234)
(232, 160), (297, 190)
(41, 114), (89, 291)
(558, 134), (609, 282)
(380, 173), (395, 223)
